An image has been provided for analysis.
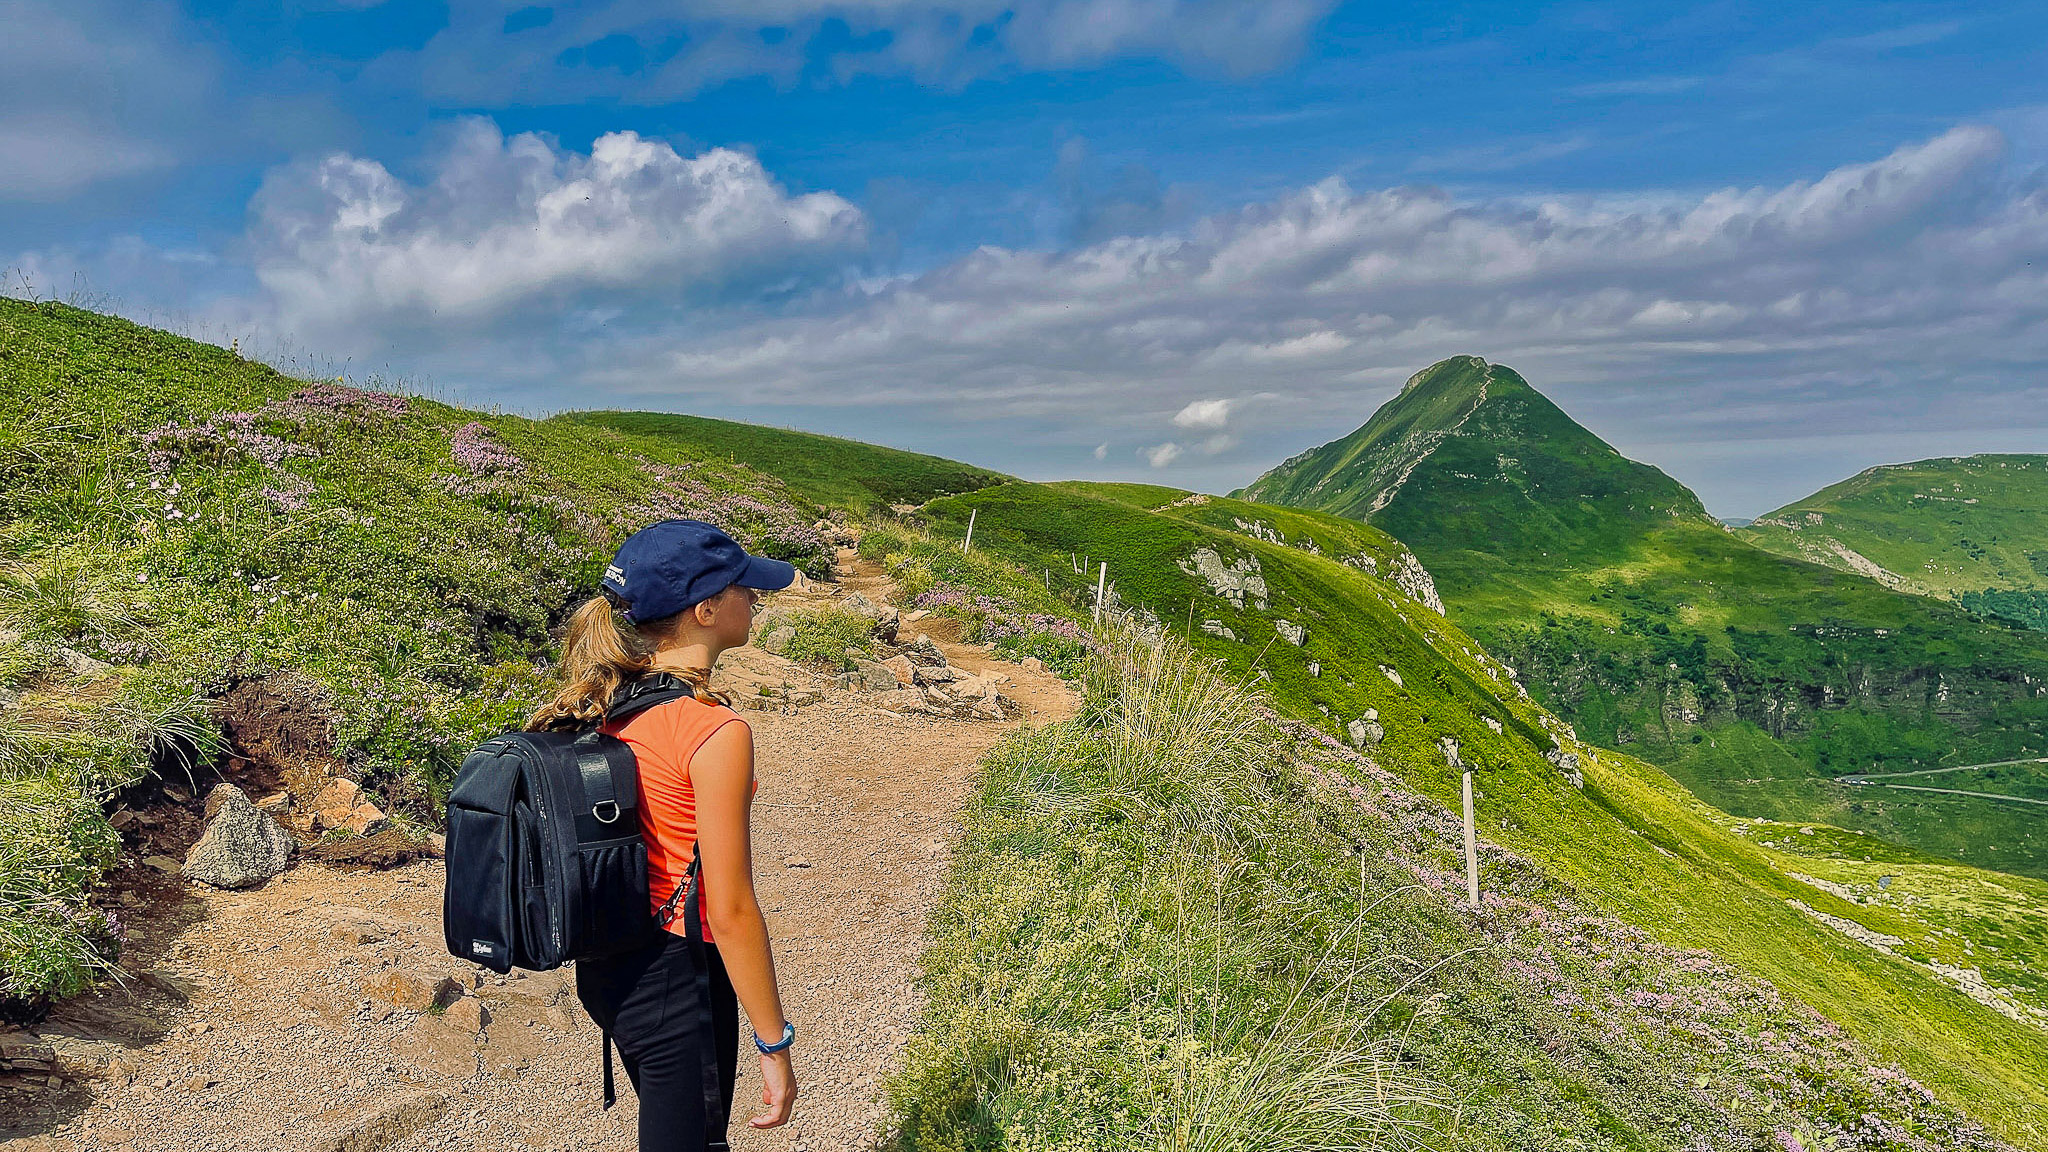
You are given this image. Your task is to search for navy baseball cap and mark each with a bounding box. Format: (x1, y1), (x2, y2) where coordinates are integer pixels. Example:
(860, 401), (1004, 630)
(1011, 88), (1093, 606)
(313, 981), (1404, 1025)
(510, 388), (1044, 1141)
(601, 520), (797, 623)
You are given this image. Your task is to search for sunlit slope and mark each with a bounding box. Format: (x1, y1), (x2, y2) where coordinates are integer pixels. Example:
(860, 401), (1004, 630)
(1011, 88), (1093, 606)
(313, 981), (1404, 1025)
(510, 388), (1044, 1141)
(924, 480), (2048, 1146)
(1737, 454), (2048, 626)
(1236, 355), (1710, 557)
(556, 409), (1010, 512)
(1237, 357), (2048, 881)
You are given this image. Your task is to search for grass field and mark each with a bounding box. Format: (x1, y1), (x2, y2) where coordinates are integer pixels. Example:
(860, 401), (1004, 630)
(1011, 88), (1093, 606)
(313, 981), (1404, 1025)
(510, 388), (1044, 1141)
(555, 409), (1010, 512)
(914, 478), (2048, 1147)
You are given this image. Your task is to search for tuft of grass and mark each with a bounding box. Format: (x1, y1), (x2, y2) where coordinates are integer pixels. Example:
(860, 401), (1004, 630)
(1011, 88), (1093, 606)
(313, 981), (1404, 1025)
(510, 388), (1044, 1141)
(756, 603), (876, 671)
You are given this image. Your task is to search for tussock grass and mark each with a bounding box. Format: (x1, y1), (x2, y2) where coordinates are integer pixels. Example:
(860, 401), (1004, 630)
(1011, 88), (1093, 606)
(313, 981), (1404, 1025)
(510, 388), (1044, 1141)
(890, 626), (1442, 1151)
(756, 602), (877, 671)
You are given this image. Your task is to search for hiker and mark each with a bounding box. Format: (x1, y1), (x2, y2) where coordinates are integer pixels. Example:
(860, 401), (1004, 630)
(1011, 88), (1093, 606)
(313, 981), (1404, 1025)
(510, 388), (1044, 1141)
(526, 520), (800, 1149)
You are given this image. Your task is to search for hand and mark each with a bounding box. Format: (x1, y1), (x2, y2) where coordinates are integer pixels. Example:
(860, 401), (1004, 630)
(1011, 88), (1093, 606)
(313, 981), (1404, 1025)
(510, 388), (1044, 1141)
(750, 1050), (796, 1129)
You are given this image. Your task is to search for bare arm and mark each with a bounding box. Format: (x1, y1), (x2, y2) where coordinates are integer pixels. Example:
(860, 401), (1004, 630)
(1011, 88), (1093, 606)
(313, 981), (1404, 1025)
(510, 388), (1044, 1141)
(692, 719), (796, 1129)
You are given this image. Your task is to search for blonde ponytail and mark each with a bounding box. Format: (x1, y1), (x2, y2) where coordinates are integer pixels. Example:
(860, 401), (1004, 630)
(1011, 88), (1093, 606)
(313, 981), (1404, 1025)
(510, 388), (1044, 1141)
(526, 594), (729, 731)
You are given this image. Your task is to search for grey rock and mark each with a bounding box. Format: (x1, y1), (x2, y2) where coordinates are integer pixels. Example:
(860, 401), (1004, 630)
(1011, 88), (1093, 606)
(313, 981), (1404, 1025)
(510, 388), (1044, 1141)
(1346, 709), (1384, 748)
(904, 633), (948, 667)
(855, 660), (900, 692)
(182, 784), (292, 889)
(760, 625), (797, 654)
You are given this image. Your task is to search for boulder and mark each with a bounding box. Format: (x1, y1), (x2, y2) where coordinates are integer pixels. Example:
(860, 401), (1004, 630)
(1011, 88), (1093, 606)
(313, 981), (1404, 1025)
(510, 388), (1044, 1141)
(341, 800), (389, 836)
(876, 688), (932, 714)
(1020, 656), (1044, 674)
(871, 605), (901, 644)
(970, 697), (1006, 721)
(881, 653), (916, 686)
(183, 784), (293, 889)
(854, 660), (900, 692)
(904, 633), (948, 667)
(759, 625), (797, 655)
(1346, 709), (1384, 748)
(311, 777), (363, 829)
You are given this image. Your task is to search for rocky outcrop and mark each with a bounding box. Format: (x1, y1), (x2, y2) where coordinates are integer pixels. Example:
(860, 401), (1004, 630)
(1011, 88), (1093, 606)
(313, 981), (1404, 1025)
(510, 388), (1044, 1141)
(1179, 549), (1268, 610)
(182, 785), (292, 889)
(1346, 709), (1384, 748)
(1390, 551), (1445, 615)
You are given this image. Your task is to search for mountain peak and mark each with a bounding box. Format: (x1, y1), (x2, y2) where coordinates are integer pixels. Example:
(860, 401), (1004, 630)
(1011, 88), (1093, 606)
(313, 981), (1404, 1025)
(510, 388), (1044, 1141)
(1238, 359), (1708, 561)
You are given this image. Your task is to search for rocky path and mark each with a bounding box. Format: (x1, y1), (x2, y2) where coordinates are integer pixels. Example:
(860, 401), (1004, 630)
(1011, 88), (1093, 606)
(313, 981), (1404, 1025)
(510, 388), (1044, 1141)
(2, 558), (1076, 1151)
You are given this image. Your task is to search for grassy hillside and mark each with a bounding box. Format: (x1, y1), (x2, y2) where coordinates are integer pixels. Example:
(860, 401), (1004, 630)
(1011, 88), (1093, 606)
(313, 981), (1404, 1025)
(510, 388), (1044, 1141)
(0, 300), (837, 1004)
(1237, 356), (1710, 558)
(556, 410), (1010, 512)
(1237, 358), (2048, 882)
(905, 480), (2048, 1147)
(1736, 455), (2048, 627)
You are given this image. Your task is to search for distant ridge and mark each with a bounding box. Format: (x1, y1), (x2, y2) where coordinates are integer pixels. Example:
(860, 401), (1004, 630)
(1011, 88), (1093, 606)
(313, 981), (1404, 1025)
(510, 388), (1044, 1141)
(1737, 453), (2048, 605)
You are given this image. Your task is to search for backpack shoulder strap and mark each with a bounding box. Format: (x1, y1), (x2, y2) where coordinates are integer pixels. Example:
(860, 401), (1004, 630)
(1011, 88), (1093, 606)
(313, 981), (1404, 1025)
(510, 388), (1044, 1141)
(604, 673), (696, 725)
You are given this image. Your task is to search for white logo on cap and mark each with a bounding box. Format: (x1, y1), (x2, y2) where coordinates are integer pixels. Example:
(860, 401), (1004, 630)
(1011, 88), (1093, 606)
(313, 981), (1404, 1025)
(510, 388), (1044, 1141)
(604, 564), (625, 585)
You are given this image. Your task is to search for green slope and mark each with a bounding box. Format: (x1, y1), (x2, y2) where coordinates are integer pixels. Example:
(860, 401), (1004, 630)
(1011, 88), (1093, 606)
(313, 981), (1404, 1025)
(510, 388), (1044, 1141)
(1736, 454), (2048, 627)
(911, 480), (2048, 1147)
(1237, 355), (1710, 558)
(0, 301), (839, 1002)
(556, 409), (1010, 512)
(1239, 358), (2048, 882)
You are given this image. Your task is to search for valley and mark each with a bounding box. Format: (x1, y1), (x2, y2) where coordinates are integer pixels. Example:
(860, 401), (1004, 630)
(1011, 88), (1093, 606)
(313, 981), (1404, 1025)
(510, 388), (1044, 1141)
(1237, 356), (2048, 880)
(3, 302), (2046, 1149)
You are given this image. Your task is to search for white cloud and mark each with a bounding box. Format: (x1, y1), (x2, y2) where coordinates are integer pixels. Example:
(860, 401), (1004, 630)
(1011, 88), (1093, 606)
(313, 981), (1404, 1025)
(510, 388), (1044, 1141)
(1143, 442), (1184, 467)
(1093, 442), (1109, 460)
(1172, 397), (1236, 429)
(248, 120), (867, 334)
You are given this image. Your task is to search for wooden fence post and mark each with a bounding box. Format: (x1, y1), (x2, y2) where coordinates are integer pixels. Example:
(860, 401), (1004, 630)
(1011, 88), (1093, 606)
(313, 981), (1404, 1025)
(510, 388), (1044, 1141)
(1092, 561), (1109, 624)
(1462, 768), (1480, 907)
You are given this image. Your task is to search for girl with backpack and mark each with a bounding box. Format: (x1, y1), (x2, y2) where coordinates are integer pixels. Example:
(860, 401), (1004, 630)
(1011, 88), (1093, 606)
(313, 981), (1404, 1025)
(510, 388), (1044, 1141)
(526, 520), (801, 1150)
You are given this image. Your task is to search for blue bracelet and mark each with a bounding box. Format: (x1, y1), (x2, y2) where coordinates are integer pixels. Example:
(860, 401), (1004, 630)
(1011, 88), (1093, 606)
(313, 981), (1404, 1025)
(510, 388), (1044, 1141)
(755, 1020), (795, 1055)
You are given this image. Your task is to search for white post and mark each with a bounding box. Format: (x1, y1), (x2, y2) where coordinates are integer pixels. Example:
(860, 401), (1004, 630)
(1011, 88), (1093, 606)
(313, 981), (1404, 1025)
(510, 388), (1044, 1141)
(1092, 561), (1108, 624)
(1462, 769), (1480, 907)
(962, 508), (977, 553)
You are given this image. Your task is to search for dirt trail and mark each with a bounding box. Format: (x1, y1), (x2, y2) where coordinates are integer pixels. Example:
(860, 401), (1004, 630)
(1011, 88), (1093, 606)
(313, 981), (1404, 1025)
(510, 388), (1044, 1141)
(3, 557), (1076, 1152)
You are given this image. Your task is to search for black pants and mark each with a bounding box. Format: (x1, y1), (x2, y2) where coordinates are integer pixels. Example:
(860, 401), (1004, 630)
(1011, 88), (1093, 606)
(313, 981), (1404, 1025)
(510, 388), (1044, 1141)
(577, 933), (740, 1151)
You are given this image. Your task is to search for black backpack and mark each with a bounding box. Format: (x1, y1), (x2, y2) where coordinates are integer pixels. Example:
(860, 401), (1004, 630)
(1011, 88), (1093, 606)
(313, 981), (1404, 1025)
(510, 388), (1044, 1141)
(441, 673), (695, 972)
(441, 673), (727, 1121)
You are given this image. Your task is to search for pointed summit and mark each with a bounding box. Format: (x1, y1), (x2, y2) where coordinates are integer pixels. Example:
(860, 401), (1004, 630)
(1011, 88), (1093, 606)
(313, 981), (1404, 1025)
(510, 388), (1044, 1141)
(1237, 357), (1708, 560)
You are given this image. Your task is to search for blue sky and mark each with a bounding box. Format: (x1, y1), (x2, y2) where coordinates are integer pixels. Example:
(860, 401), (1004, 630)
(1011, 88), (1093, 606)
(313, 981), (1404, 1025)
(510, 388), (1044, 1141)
(6, 0), (2048, 516)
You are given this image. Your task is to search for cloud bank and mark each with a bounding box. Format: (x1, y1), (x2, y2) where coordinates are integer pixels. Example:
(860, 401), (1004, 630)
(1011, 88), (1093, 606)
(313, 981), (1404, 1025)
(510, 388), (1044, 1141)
(16, 121), (2048, 514)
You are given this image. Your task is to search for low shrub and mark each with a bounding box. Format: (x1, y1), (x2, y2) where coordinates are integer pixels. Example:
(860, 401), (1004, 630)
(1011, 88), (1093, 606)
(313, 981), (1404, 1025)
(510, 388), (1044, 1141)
(0, 776), (122, 1007)
(758, 603), (876, 671)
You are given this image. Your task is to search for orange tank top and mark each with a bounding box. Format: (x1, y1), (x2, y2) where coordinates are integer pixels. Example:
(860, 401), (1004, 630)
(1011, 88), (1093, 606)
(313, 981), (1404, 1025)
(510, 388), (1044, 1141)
(600, 694), (750, 943)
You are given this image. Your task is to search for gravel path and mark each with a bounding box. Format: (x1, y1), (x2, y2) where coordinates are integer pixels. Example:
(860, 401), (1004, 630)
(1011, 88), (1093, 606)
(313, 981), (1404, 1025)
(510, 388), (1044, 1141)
(2, 562), (1075, 1152)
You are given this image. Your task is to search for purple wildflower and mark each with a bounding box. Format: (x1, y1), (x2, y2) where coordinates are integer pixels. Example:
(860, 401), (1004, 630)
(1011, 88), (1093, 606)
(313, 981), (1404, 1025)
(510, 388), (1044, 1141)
(451, 421), (525, 475)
